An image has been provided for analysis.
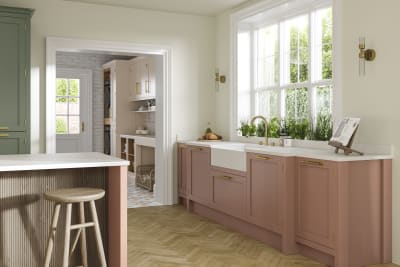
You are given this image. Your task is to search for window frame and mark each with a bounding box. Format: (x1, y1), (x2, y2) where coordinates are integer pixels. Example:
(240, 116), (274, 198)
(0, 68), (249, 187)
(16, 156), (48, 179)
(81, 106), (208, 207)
(230, 0), (340, 142)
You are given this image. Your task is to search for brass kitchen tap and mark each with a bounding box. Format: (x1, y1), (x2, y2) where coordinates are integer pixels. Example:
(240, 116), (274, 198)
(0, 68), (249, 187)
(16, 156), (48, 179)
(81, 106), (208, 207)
(250, 115), (268, 146)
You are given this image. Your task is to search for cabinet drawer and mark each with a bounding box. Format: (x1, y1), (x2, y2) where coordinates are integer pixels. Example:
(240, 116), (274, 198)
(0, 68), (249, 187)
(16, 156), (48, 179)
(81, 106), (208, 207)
(211, 170), (246, 220)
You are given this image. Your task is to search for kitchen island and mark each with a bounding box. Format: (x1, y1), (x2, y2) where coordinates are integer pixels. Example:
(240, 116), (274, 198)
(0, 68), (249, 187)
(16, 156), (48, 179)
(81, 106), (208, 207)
(0, 152), (129, 267)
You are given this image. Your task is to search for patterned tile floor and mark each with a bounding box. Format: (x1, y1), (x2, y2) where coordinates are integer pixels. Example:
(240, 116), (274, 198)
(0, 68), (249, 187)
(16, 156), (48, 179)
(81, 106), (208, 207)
(128, 172), (162, 208)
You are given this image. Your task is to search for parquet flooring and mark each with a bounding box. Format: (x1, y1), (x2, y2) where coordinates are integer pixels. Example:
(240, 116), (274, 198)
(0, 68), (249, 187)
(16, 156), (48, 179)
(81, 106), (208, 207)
(127, 205), (399, 267)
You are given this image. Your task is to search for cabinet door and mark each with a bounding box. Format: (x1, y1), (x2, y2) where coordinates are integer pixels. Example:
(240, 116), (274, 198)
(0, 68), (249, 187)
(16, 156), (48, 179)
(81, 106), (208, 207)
(247, 153), (283, 233)
(178, 144), (190, 197)
(129, 61), (140, 99)
(0, 16), (28, 132)
(146, 57), (156, 97)
(296, 158), (337, 249)
(211, 170), (246, 219)
(0, 132), (27, 155)
(140, 59), (149, 98)
(188, 146), (211, 205)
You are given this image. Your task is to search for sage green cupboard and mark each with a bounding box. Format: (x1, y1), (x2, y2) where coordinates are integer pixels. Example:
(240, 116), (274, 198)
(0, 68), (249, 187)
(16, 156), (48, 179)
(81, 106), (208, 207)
(0, 6), (33, 154)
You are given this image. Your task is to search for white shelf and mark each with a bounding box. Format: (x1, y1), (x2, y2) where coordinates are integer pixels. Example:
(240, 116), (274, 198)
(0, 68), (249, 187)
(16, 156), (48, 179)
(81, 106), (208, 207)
(131, 110), (156, 113)
(129, 96), (155, 102)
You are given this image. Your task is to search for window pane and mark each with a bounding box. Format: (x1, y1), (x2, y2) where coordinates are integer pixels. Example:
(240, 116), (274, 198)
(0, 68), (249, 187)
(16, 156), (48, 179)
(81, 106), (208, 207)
(284, 15), (309, 84)
(238, 92), (251, 126)
(56, 79), (67, 96)
(256, 24), (279, 88)
(56, 101), (68, 115)
(256, 90), (279, 119)
(313, 7), (332, 81)
(238, 32), (251, 93)
(315, 85), (332, 114)
(69, 97), (80, 115)
(69, 116), (80, 134)
(69, 79), (80, 97)
(56, 116), (68, 134)
(285, 87), (309, 119)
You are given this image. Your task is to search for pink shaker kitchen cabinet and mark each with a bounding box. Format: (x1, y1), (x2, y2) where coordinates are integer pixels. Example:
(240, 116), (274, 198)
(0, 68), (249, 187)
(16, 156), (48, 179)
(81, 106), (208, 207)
(178, 145), (211, 206)
(178, 144), (190, 198)
(295, 158), (338, 251)
(247, 153), (297, 254)
(177, 144), (392, 267)
(210, 168), (246, 220)
(295, 157), (392, 267)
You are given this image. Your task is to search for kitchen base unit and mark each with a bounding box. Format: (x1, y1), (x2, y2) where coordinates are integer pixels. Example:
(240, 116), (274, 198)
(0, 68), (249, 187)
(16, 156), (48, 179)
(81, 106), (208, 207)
(178, 142), (392, 267)
(0, 152), (128, 267)
(295, 157), (392, 267)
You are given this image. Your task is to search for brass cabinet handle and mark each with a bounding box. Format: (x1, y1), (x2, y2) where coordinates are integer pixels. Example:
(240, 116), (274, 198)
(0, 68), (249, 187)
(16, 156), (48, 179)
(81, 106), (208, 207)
(179, 144), (188, 149)
(0, 126), (8, 131)
(193, 147), (204, 152)
(217, 175), (232, 180)
(0, 133), (9, 137)
(255, 155), (271, 160)
(300, 160), (323, 166)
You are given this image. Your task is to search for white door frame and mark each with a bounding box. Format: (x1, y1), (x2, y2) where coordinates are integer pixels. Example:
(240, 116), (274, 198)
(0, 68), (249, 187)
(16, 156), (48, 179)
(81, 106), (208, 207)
(56, 68), (93, 152)
(46, 37), (173, 205)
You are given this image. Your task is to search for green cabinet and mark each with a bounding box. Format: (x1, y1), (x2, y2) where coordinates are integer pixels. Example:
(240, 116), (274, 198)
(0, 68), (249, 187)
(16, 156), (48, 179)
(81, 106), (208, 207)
(0, 6), (33, 154)
(0, 132), (28, 155)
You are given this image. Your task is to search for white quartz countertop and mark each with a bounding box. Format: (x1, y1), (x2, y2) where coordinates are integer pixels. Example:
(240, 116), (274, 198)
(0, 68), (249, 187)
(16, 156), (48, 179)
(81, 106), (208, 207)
(179, 141), (393, 162)
(0, 152), (129, 172)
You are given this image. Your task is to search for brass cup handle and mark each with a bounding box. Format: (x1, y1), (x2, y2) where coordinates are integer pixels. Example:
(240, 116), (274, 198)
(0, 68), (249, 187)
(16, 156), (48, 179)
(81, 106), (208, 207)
(0, 126), (9, 131)
(0, 133), (9, 137)
(218, 175), (232, 180)
(300, 160), (323, 166)
(255, 155), (271, 160)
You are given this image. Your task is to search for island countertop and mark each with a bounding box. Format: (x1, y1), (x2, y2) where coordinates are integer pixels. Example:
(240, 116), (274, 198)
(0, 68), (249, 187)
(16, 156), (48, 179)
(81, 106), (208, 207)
(0, 152), (129, 267)
(0, 152), (129, 172)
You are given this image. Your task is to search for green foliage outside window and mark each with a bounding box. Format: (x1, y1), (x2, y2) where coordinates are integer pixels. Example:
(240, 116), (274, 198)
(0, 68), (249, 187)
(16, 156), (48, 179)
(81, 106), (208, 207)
(56, 79), (79, 103)
(56, 118), (67, 134)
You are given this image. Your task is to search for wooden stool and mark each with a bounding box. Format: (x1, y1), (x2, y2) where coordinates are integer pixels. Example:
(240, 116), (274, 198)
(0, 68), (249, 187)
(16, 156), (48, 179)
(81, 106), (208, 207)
(44, 188), (107, 267)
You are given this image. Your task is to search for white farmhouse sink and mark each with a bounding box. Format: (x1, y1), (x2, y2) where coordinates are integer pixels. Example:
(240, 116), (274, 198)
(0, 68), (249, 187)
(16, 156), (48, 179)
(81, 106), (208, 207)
(211, 143), (247, 172)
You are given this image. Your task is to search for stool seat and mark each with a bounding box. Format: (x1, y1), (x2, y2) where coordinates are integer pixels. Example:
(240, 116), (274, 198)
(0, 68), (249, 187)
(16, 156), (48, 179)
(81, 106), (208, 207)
(44, 188), (105, 203)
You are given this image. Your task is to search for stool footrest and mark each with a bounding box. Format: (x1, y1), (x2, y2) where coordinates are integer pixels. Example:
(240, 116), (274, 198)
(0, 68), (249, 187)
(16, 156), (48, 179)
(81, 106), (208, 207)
(70, 222), (95, 230)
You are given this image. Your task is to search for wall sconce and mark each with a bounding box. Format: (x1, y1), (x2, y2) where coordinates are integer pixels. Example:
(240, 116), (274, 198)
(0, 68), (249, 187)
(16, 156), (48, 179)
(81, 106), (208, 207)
(359, 37), (376, 76)
(215, 68), (226, 91)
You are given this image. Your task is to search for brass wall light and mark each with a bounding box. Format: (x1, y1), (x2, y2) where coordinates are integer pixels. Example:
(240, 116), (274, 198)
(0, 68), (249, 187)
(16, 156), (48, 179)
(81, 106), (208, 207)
(215, 68), (226, 91)
(359, 37), (376, 76)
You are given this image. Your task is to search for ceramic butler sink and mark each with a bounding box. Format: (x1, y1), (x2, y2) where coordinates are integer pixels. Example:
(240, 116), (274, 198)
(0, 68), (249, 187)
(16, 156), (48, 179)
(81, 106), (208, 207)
(211, 143), (246, 172)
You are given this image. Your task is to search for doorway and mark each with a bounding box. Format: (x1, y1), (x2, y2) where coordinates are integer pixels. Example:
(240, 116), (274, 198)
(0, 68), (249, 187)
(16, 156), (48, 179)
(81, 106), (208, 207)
(55, 68), (93, 153)
(45, 37), (174, 206)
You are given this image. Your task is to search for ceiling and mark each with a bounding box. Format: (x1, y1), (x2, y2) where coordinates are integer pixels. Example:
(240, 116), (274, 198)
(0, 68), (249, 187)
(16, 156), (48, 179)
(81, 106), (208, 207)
(65, 0), (251, 16)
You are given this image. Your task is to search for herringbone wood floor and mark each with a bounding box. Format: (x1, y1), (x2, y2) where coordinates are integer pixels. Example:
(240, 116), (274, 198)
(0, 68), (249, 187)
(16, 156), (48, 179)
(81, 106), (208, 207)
(127, 205), (398, 267)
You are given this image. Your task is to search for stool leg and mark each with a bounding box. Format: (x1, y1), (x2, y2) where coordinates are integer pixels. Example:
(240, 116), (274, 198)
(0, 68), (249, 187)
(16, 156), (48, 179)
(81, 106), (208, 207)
(44, 203), (61, 267)
(89, 200), (107, 267)
(79, 202), (88, 267)
(63, 203), (72, 267)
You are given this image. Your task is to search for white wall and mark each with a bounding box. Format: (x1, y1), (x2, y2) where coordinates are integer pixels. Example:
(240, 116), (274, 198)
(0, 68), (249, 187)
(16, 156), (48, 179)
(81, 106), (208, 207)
(0, 0), (216, 153)
(215, 0), (400, 263)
